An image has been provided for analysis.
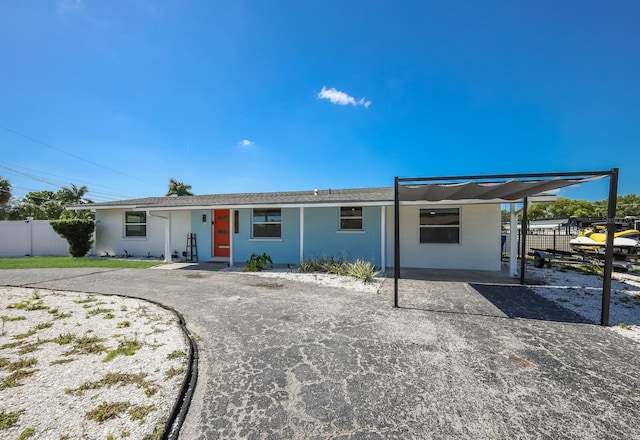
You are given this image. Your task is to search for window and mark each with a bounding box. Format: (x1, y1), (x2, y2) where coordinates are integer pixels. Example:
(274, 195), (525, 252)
(252, 208), (281, 238)
(340, 207), (363, 230)
(125, 211), (146, 237)
(419, 208), (459, 244)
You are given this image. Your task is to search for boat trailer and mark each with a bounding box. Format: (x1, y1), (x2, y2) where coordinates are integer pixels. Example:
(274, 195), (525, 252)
(530, 247), (635, 271)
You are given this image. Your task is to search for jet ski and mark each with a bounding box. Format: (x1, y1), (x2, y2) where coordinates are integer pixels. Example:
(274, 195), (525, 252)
(569, 227), (640, 258)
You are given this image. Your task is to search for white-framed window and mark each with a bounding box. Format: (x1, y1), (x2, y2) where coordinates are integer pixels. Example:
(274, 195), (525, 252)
(124, 211), (147, 237)
(340, 207), (363, 230)
(419, 208), (460, 244)
(252, 208), (281, 238)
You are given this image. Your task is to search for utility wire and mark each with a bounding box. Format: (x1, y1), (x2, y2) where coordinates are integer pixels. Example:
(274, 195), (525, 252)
(0, 125), (161, 188)
(0, 164), (122, 201)
(0, 163), (144, 199)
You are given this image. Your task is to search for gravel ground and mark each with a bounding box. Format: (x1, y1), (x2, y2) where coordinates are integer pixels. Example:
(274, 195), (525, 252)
(0, 287), (188, 440)
(525, 264), (640, 342)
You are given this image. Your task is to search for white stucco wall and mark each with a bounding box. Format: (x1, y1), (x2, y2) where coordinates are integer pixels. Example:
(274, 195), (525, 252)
(386, 203), (501, 271)
(95, 210), (190, 259)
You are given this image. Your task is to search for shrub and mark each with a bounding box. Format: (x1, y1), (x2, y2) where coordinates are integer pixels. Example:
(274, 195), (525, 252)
(320, 257), (349, 276)
(346, 259), (376, 283)
(244, 253), (273, 272)
(49, 218), (95, 257)
(299, 257), (377, 282)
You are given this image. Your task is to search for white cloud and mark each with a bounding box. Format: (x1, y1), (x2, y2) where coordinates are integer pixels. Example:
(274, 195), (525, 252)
(239, 139), (255, 147)
(317, 86), (371, 108)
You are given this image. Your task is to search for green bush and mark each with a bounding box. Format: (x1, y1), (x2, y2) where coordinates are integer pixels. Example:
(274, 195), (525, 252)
(244, 253), (273, 272)
(49, 218), (95, 257)
(346, 259), (376, 283)
(299, 257), (377, 282)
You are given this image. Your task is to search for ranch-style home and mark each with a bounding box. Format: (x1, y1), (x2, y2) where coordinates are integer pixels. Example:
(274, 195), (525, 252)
(79, 183), (559, 273)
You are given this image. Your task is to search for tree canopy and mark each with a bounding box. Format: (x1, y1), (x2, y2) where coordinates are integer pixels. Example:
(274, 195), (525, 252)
(0, 176), (11, 206)
(505, 194), (640, 221)
(0, 179), (94, 220)
(166, 178), (194, 197)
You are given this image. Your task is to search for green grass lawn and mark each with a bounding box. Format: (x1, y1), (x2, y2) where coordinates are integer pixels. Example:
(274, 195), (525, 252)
(0, 256), (164, 270)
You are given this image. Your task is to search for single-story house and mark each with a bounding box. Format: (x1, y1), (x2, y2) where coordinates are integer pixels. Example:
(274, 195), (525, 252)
(75, 183), (557, 273)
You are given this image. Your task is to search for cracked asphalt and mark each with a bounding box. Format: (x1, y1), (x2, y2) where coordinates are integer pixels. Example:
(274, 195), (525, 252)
(1, 268), (639, 439)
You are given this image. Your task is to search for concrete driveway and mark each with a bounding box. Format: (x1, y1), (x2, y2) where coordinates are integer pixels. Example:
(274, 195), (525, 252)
(1, 268), (639, 439)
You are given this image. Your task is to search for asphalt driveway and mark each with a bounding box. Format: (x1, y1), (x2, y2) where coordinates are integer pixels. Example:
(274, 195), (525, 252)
(1, 268), (639, 439)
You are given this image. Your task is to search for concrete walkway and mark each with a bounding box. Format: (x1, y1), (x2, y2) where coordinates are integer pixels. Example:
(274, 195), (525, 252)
(1, 268), (639, 439)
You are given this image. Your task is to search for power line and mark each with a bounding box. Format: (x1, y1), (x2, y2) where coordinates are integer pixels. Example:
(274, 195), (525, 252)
(0, 125), (161, 188)
(0, 162), (145, 199)
(0, 164), (123, 201)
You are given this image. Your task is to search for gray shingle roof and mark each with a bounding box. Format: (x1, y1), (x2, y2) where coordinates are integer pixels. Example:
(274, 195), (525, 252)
(75, 187), (395, 210)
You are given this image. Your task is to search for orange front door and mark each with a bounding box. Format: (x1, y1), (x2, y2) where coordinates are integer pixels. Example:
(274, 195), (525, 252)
(213, 209), (230, 258)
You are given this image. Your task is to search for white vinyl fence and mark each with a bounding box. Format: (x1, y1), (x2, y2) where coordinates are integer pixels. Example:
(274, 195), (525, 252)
(0, 218), (70, 257)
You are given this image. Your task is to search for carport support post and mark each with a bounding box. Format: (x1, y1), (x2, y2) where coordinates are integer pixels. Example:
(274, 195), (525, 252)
(509, 204), (518, 277)
(394, 176), (400, 308)
(519, 197), (528, 285)
(601, 167), (619, 326)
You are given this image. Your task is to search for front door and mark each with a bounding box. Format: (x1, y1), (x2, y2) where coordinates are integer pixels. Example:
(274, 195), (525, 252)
(213, 209), (230, 258)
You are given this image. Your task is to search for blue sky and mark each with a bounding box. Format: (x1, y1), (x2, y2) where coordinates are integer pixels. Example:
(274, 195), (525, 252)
(1, 0), (638, 203)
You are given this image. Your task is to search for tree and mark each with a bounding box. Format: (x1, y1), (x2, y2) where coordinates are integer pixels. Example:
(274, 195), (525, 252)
(10, 190), (62, 220)
(4, 184), (94, 220)
(56, 184), (92, 205)
(166, 178), (194, 197)
(0, 176), (11, 206)
(49, 218), (95, 257)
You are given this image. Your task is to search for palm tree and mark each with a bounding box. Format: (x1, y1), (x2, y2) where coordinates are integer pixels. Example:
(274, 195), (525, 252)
(166, 178), (194, 197)
(57, 184), (92, 205)
(0, 176), (11, 205)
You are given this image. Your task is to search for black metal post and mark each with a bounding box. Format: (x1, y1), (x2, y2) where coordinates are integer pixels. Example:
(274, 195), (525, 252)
(394, 177), (400, 308)
(601, 168), (619, 326)
(520, 197), (528, 285)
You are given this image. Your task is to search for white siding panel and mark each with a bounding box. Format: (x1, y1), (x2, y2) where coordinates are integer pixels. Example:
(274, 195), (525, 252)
(386, 204), (501, 271)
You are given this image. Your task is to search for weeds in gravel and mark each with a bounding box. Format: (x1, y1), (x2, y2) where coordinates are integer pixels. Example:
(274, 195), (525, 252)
(50, 358), (76, 365)
(63, 335), (107, 356)
(86, 401), (131, 422)
(17, 341), (42, 355)
(0, 368), (38, 390)
(67, 371), (158, 397)
(17, 426), (35, 439)
(74, 297), (98, 304)
(129, 404), (156, 424)
(103, 338), (141, 362)
(164, 366), (185, 380)
(0, 357), (37, 371)
(7, 298), (49, 311)
(167, 349), (186, 360)
(0, 409), (24, 429)
(86, 307), (114, 318)
(142, 423), (165, 440)
(1, 315), (26, 322)
(48, 308), (72, 320)
(13, 322), (54, 340)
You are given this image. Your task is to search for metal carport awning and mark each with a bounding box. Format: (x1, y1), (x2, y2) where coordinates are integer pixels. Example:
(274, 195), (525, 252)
(397, 175), (604, 202)
(393, 169), (620, 326)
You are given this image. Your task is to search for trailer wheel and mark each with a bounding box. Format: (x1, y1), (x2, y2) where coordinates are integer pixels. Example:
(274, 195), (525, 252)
(533, 253), (545, 268)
